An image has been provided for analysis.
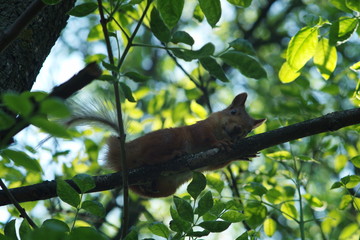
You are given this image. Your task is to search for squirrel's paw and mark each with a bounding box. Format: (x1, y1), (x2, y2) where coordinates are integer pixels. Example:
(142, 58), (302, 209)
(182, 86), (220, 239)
(214, 139), (233, 152)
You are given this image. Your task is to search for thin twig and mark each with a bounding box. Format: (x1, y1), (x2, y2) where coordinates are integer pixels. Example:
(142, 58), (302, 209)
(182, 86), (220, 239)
(0, 178), (38, 228)
(165, 48), (201, 88)
(97, 0), (130, 238)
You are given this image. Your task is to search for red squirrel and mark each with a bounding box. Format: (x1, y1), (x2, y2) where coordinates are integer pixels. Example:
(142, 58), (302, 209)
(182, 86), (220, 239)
(106, 93), (265, 198)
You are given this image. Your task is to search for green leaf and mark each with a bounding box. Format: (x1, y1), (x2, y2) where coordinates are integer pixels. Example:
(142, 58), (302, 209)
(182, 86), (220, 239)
(286, 26), (318, 71)
(330, 0), (352, 12)
(124, 72), (150, 82)
(330, 181), (343, 189)
(73, 174), (95, 193)
(220, 50), (267, 79)
(30, 116), (70, 138)
(228, 38), (256, 56)
(236, 232), (249, 240)
(40, 98), (71, 118)
(4, 219), (17, 240)
(266, 150), (291, 159)
(56, 179), (80, 208)
(196, 191), (214, 216)
(2, 149), (42, 172)
(339, 194), (352, 209)
(68, 3), (98, 17)
(220, 210), (246, 222)
(199, 0), (221, 27)
(42, 219), (70, 233)
(173, 196), (194, 222)
(339, 223), (359, 239)
(85, 53), (107, 64)
(157, 0), (184, 29)
(208, 200), (226, 218)
(193, 4), (204, 22)
(87, 24), (103, 42)
(102, 61), (119, 73)
(226, 0), (252, 7)
(0, 110), (15, 130)
(171, 31), (195, 46)
(264, 218), (277, 237)
(265, 188), (283, 204)
(244, 201), (267, 228)
(313, 38), (337, 80)
(148, 222), (170, 238)
(119, 82), (136, 102)
(303, 193), (324, 208)
(343, 175), (360, 188)
(171, 43), (215, 61)
(303, 14), (322, 26)
(279, 61), (301, 83)
(98, 74), (116, 82)
(81, 200), (105, 217)
(2, 92), (33, 117)
(187, 229), (210, 237)
(346, 0), (360, 12)
(200, 57), (229, 82)
(19, 220), (31, 239)
(335, 154), (347, 173)
(329, 17), (358, 45)
(206, 173), (224, 194)
(341, 175), (350, 185)
(244, 182), (267, 196)
(123, 229), (138, 240)
(190, 100), (208, 118)
(169, 206), (192, 232)
(350, 156), (360, 168)
(198, 220), (231, 232)
(350, 61), (360, 71)
(280, 202), (298, 220)
(150, 7), (171, 43)
(187, 172), (206, 200)
(68, 227), (106, 240)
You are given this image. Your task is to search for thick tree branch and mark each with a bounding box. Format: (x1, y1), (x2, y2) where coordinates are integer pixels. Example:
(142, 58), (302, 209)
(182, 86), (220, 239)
(0, 108), (359, 206)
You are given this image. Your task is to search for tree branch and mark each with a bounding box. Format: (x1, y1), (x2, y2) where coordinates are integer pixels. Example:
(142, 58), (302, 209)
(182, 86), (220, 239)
(0, 108), (359, 206)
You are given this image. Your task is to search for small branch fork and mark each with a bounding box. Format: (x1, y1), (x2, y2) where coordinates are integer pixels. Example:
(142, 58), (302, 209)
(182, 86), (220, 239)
(0, 107), (359, 206)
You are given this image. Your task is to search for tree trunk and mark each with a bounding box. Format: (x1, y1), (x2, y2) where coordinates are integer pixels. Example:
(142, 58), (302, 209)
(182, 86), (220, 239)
(0, 0), (76, 93)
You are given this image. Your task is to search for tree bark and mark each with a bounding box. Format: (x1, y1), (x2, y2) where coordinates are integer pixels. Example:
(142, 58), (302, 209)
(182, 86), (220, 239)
(0, 107), (358, 206)
(0, 0), (75, 93)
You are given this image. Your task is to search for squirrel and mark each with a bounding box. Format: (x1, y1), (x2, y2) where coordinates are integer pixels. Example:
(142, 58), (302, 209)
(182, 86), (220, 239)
(105, 92), (266, 198)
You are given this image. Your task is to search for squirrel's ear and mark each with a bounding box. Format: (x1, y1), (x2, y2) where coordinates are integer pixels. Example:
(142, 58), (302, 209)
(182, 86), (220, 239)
(252, 118), (266, 129)
(231, 93), (248, 107)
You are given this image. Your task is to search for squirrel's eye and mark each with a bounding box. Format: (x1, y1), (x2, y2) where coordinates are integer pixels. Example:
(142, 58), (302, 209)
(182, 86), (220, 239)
(230, 109), (237, 115)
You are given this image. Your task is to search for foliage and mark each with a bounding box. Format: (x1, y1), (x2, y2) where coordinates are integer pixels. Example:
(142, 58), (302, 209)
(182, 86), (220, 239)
(0, 0), (360, 239)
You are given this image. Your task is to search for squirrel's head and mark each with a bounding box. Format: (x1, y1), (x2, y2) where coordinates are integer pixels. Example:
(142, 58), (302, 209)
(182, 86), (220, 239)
(221, 92), (266, 140)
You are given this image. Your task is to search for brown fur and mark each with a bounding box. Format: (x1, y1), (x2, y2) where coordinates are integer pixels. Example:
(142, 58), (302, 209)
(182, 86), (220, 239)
(106, 93), (265, 197)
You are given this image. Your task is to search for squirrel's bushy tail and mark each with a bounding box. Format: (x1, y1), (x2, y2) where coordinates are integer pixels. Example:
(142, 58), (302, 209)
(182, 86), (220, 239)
(66, 96), (120, 133)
